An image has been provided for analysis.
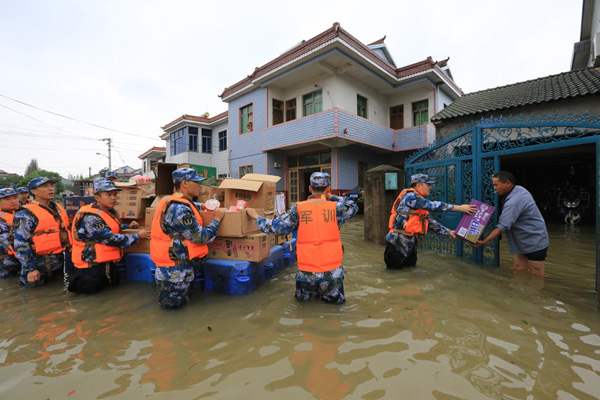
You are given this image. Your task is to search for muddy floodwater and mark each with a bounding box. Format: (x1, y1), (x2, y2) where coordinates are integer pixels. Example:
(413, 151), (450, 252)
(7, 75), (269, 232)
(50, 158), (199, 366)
(1, 216), (599, 399)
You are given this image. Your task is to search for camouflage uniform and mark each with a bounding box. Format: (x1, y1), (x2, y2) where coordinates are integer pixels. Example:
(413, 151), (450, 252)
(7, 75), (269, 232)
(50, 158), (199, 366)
(16, 187), (30, 207)
(14, 201), (68, 287)
(384, 173), (454, 269)
(154, 168), (220, 309)
(255, 172), (358, 304)
(0, 188), (20, 278)
(68, 179), (140, 294)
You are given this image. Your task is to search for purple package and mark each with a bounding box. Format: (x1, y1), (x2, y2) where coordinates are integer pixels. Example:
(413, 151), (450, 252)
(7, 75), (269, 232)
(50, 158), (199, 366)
(455, 199), (496, 243)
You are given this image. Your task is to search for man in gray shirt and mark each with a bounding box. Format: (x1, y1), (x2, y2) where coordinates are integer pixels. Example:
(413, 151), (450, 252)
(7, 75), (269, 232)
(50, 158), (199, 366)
(473, 171), (549, 277)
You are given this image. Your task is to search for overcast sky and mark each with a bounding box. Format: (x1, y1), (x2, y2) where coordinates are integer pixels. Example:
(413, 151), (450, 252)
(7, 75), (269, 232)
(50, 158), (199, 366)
(0, 0), (583, 179)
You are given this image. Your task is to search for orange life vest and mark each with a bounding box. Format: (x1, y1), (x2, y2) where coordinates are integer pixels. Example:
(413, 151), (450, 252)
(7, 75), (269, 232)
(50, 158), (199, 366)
(150, 195), (208, 267)
(24, 202), (72, 255)
(71, 205), (123, 268)
(388, 188), (429, 236)
(296, 198), (343, 273)
(0, 211), (15, 256)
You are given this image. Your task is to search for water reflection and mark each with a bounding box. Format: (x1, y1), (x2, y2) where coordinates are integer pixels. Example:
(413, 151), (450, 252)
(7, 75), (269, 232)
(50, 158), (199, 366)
(0, 217), (599, 399)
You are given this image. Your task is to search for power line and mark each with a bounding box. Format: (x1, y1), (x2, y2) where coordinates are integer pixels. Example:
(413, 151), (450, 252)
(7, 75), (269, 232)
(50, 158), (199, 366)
(0, 93), (154, 139)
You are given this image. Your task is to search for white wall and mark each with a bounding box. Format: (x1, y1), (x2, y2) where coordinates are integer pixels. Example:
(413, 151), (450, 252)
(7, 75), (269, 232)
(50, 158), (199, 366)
(211, 120), (230, 177)
(388, 87), (435, 127)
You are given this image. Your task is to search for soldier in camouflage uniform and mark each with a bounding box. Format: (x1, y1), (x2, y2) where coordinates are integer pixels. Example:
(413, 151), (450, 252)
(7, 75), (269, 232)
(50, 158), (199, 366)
(151, 168), (224, 310)
(68, 179), (150, 294)
(17, 187), (31, 206)
(0, 188), (21, 278)
(247, 172), (358, 304)
(105, 171), (119, 183)
(14, 177), (72, 287)
(384, 173), (475, 269)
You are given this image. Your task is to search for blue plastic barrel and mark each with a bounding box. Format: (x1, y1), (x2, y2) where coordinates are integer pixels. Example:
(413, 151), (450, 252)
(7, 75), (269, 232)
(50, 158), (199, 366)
(203, 259), (262, 295)
(125, 253), (157, 282)
(281, 238), (297, 267)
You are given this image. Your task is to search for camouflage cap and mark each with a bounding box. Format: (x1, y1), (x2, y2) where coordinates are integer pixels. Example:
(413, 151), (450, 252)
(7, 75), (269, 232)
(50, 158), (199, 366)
(410, 173), (436, 185)
(172, 168), (205, 184)
(310, 172), (331, 188)
(16, 187), (29, 194)
(28, 177), (58, 191)
(94, 179), (121, 193)
(0, 187), (18, 199)
(105, 171), (118, 179)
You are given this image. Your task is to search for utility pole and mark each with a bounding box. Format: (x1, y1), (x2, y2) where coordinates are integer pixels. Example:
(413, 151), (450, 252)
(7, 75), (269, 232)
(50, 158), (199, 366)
(89, 167), (91, 177)
(100, 138), (112, 171)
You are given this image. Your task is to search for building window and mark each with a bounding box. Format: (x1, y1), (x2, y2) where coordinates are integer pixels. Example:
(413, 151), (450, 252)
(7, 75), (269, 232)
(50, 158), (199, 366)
(273, 99), (284, 126)
(170, 128), (185, 156)
(357, 95), (367, 118)
(240, 104), (253, 133)
(286, 99), (296, 121)
(303, 89), (322, 116)
(239, 164), (253, 178)
(201, 129), (212, 154)
(188, 127), (198, 152)
(218, 130), (227, 151)
(412, 100), (429, 126)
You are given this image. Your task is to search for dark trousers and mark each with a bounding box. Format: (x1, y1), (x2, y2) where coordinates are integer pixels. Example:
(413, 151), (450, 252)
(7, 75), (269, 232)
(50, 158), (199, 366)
(68, 262), (120, 294)
(384, 242), (417, 269)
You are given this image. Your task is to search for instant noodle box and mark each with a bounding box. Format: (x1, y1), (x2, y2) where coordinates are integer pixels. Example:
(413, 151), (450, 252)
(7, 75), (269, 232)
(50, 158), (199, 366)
(200, 208), (265, 237)
(207, 233), (270, 262)
(219, 173), (280, 213)
(455, 199), (496, 243)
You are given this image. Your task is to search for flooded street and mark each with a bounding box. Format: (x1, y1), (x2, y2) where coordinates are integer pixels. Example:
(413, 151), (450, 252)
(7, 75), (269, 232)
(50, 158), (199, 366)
(1, 216), (600, 399)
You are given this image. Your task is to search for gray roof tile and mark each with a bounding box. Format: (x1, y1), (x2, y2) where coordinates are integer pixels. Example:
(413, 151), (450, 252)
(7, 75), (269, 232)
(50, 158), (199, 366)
(432, 67), (600, 121)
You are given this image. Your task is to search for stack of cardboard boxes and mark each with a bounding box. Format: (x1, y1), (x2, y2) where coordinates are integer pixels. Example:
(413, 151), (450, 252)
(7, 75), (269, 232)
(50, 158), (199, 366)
(120, 166), (285, 265)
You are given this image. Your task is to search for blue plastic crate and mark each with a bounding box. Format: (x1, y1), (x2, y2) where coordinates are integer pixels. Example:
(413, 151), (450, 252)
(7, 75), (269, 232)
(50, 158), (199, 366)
(203, 259), (262, 295)
(125, 253), (156, 282)
(281, 238), (297, 267)
(192, 270), (204, 290)
(262, 245), (284, 279)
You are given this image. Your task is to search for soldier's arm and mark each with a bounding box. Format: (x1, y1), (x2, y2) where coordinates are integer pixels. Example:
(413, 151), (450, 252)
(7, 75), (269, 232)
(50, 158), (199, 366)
(255, 205), (299, 235)
(406, 194), (454, 213)
(165, 203), (219, 244)
(83, 215), (140, 248)
(13, 211), (37, 273)
(333, 195), (359, 226)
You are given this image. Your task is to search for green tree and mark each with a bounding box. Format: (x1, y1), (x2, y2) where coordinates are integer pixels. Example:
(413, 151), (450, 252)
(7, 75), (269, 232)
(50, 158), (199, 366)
(0, 174), (23, 189)
(24, 158), (40, 176)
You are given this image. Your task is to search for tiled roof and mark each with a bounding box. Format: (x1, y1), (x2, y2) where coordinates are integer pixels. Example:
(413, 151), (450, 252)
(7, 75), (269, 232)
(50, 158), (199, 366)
(138, 146), (166, 159)
(432, 67), (600, 122)
(161, 111), (228, 135)
(220, 23), (458, 100)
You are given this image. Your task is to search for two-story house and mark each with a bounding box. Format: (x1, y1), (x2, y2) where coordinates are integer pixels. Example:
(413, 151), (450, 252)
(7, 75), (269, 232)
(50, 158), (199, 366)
(160, 112), (230, 178)
(219, 23), (462, 204)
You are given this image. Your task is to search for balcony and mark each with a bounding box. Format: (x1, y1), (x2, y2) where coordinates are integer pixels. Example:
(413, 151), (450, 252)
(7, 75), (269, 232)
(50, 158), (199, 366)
(260, 108), (434, 152)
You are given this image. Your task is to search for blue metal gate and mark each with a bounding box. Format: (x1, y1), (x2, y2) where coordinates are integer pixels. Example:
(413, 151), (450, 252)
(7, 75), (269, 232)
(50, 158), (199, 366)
(405, 113), (600, 285)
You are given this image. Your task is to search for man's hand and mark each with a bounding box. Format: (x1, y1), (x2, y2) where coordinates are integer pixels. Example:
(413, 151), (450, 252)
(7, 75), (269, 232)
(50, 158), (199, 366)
(468, 240), (486, 248)
(454, 204), (477, 215)
(138, 229), (151, 239)
(449, 230), (458, 239)
(129, 220), (139, 229)
(246, 208), (260, 220)
(214, 208), (225, 222)
(27, 270), (41, 283)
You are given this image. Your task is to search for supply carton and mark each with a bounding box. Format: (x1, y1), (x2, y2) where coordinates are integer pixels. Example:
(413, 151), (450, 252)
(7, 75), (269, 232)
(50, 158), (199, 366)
(455, 200), (496, 243)
(207, 233), (270, 262)
(63, 196), (96, 216)
(200, 208), (264, 237)
(114, 184), (154, 219)
(122, 228), (150, 254)
(219, 173), (280, 213)
(145, 207), (156, 228)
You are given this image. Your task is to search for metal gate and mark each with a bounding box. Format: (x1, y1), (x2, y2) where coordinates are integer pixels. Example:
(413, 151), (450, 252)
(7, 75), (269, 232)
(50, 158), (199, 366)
(405, 113), (600, 284)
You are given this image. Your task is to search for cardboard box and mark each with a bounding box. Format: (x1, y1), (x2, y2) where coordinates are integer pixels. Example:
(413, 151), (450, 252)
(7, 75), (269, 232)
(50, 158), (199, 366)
(455, 200), (496, 243)
(207, 233), (270, 262)
(63, 196), (96, 216)
(198, 185), (225, 204)
(219, 174), (280, 213)
(114, 185), (153, 219)
(122, 228), (151, 254)
(201, 208), (264, 237)
(145, 207), (156, 229)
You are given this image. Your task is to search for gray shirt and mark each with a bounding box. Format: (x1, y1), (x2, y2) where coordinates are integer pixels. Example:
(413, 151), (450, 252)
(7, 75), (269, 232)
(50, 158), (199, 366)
(496, 185), (549, 255)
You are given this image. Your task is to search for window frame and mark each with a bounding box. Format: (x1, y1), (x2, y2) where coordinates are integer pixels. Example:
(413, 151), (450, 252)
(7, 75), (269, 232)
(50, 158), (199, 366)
(188, 127), (198, 152)
(412, 99), (429, 126)
(357, 94), (368, 118)
(201, 129), (212, 154)
(302, 89), (323, 117)
(239, 103), (254, 134)
(239, 164), (254, 178)
(218, 130), (227, 152)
